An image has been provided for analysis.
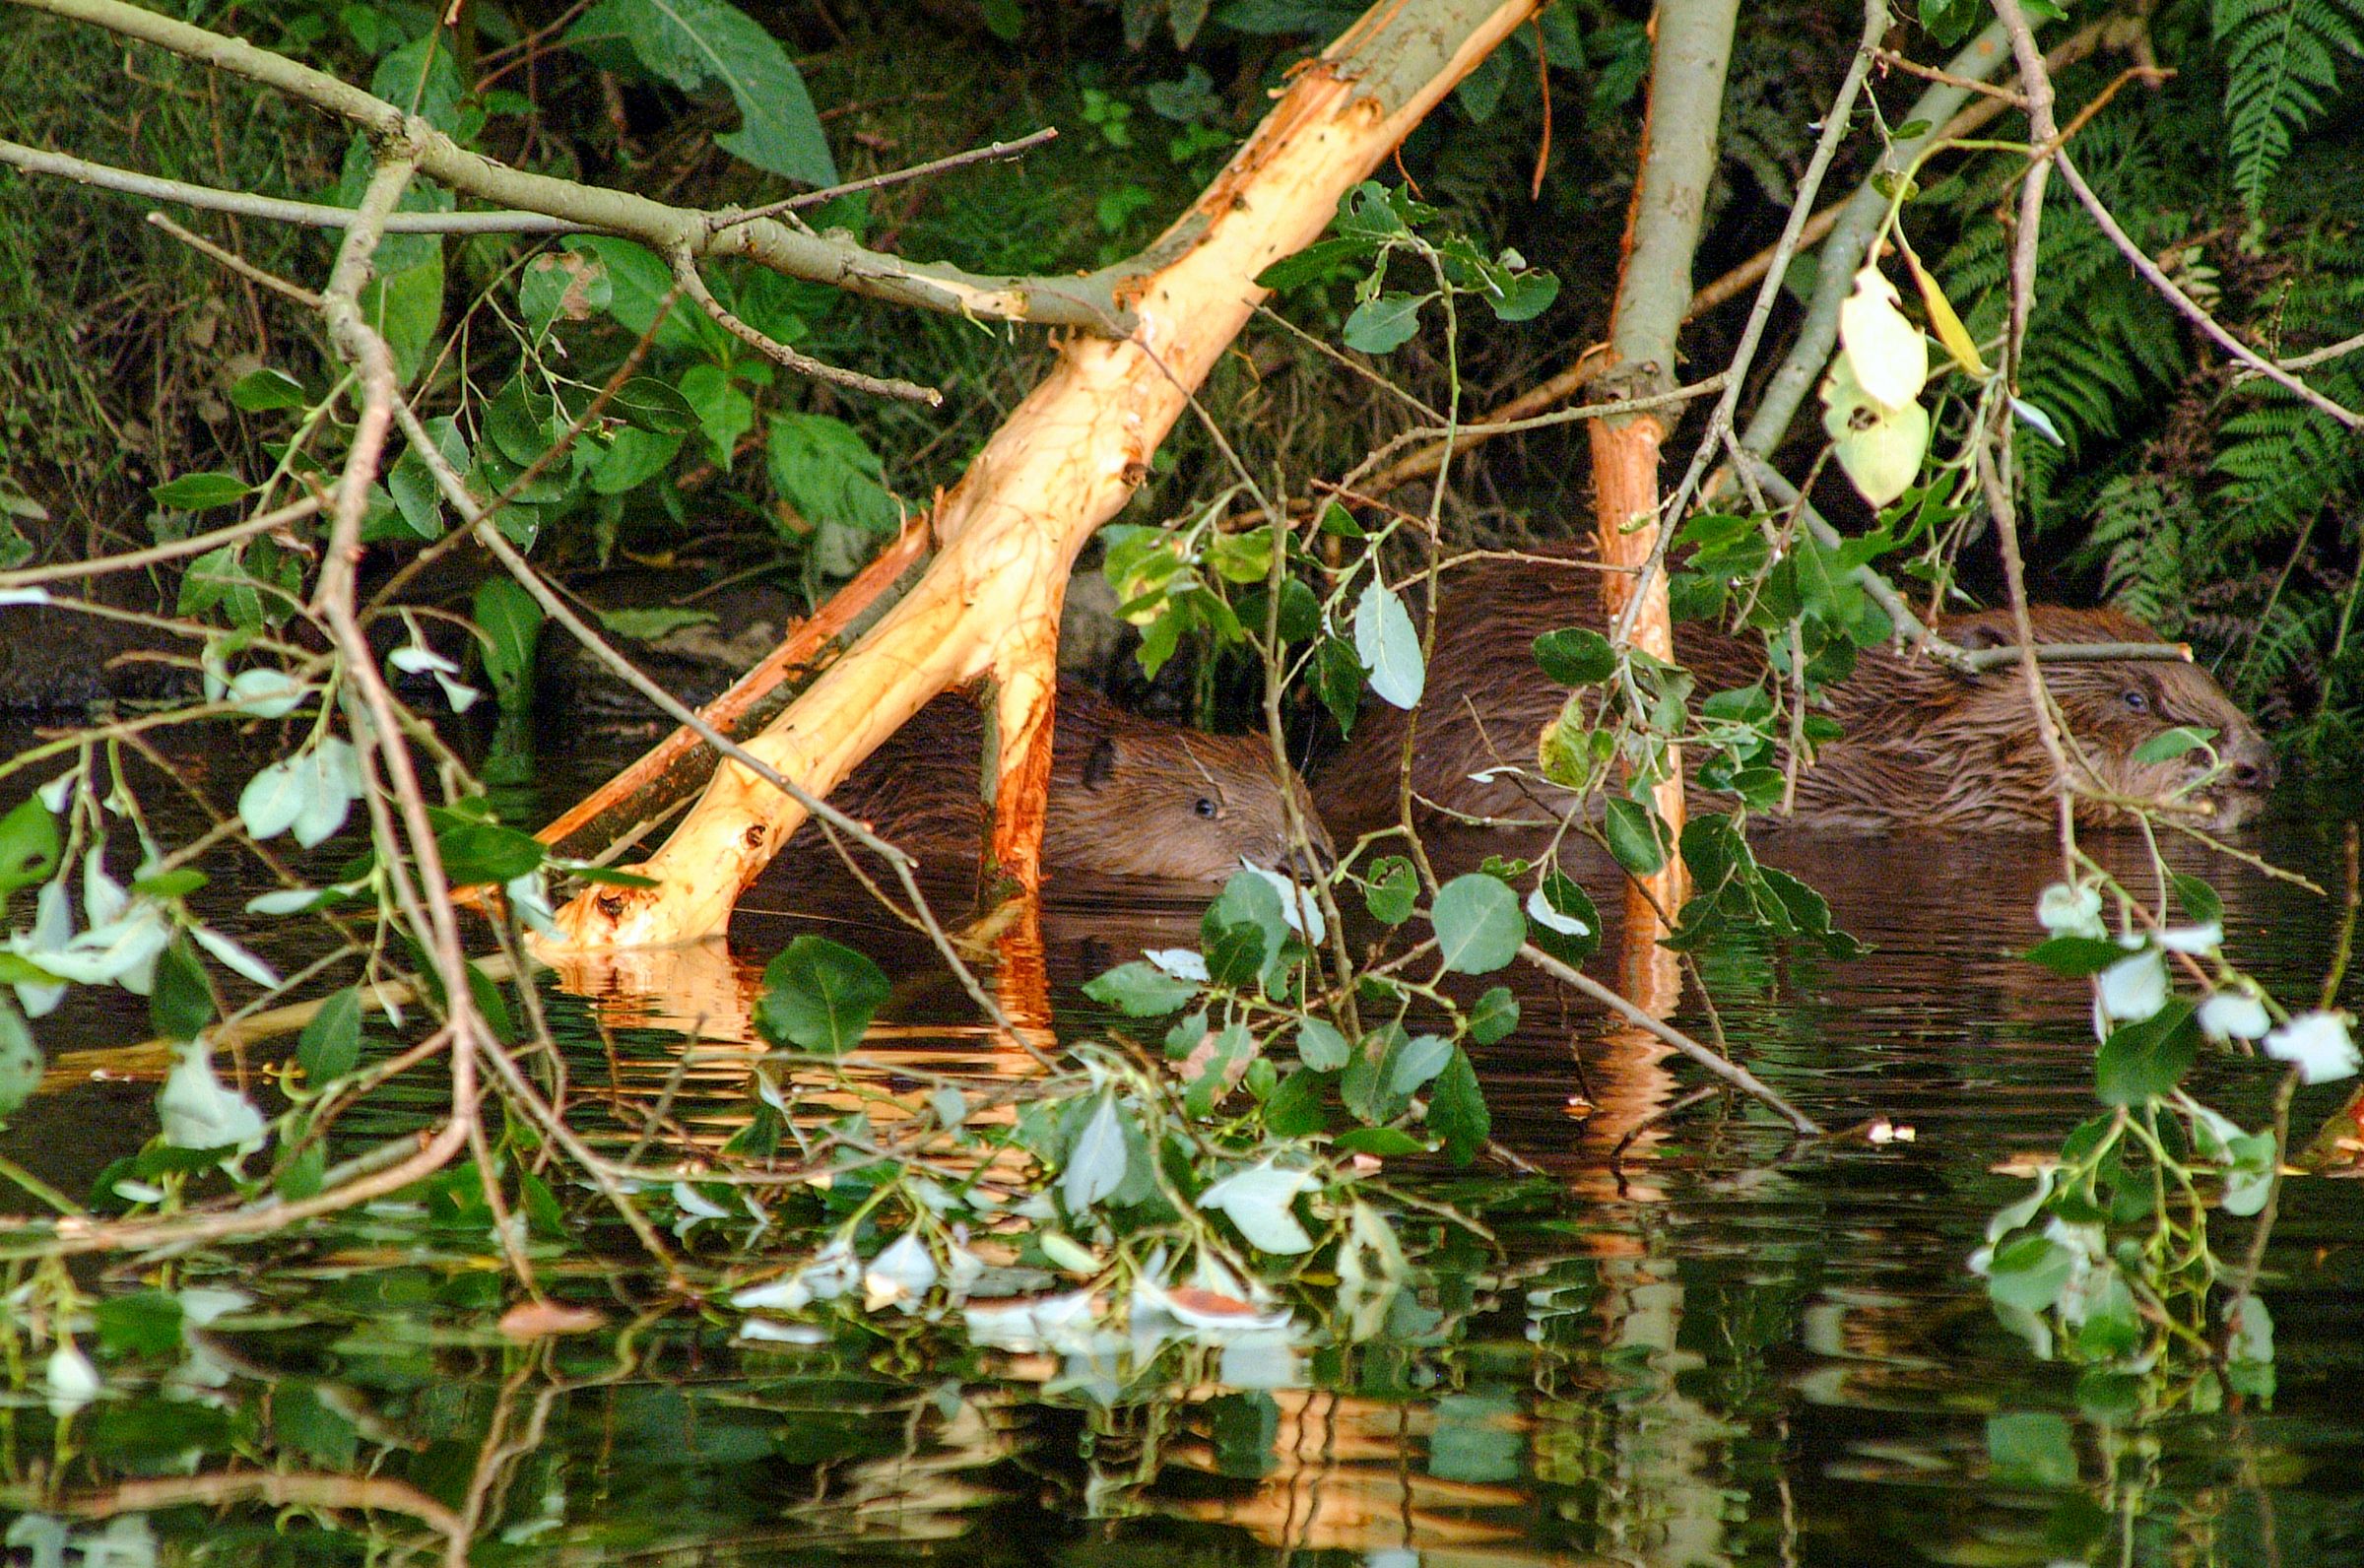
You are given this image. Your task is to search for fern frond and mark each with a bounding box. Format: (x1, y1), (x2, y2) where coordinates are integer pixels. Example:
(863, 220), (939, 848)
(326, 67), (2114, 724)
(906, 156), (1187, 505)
(2213, 0), (2364, 211)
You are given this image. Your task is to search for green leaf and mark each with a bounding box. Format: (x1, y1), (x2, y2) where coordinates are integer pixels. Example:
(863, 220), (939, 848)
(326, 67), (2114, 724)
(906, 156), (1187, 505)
(767, 413), (898, 534)
(754, 935), (890, 1055)
(611, 375), (697, 435)
(1430, 874), (1523, 975)
(0, 793), (61, 896)
(2095, 999), (2199, 1105)
(150, 940), (214, 1042)
(1679, 815), (1752, 892)
(1252, 235), (1373, 292)
(1986, 1411), (2078, 1488)
(2168, 871), (2223, 927)
(298, 988), (363, 1083)
(1062, 1092), (1130, 1214)
(597, 607), (715, 642)
(1485, 268), (1559, 322)
(472, 577), (544, 704)
(1084, 960), (1200, 1016)
(1363, 855), (1417, 925)
(1388, 1033), (1453, 1094)
(1427, 1047), (1489, 1165)
(388, 417), (466, 540)
(667, 369), (748, 475)
(1527, 872), (1600, 965)
(2131, 725), (2216, 764)
(1342, 294), (1425, 355)
(1533, 627), (1614, 685)
(564, 237), (707, 351)
(230, 368), (307, 412)
(0, 1000), (40, 1120)
(1332, 1127), (1427, 1156)
(1602, 798), (1668, 876)
(95, 1289), (185, 1357)
(1986, 1233), (2074, 1312)
(150, 473), (251, 510)
(429, 815), (545, 886)
(1313, 634), (1362, 735)
(361, 250), (446, 387)
(1295, 1016), (1350, 1071)
(1352, 581), (1424, 709)
(589, 425), (686, 495)
(1204, 870), (1290, 983)
(133, 868), (208, 900)
(1263, 1065), (1332, 1136)
(1467, 986), (1519, 1045)
(567, 0), (836, 186)
(2024, 935), (2129, 977)
(2073, 1268), (2142, 1357)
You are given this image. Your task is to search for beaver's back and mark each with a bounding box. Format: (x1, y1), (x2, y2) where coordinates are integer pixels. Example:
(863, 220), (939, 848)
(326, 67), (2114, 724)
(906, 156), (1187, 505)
(1313, 547), (2275, 835)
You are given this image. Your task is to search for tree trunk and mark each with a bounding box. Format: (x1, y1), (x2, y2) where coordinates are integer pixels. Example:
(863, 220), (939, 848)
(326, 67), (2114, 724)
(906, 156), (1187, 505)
(542, 0), (1542, 951)
(1589, 0), (1740, 949)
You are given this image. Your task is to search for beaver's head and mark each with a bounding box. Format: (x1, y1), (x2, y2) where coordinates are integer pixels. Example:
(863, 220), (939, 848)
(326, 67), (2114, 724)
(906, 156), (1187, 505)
(1055, 725), (1337, 883)
(1951, 609), (2278, 829)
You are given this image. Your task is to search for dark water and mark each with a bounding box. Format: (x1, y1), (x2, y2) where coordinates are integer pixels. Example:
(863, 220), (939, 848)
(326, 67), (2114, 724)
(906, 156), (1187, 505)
(4, 718), (2362, 1566)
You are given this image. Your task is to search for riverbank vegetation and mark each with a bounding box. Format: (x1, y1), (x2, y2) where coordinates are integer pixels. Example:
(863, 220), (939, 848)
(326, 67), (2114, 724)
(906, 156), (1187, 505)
(0, 0), (2359, 1557)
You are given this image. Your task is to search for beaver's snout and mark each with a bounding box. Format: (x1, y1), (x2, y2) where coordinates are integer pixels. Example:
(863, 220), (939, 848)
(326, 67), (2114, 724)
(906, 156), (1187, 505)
(2220, 736), (2279, 796)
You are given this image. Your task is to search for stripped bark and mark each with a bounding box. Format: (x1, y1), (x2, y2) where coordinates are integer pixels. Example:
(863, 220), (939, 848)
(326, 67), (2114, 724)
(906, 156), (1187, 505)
(542, 0), (1543, 951)
(1586, 0), (1740, 945)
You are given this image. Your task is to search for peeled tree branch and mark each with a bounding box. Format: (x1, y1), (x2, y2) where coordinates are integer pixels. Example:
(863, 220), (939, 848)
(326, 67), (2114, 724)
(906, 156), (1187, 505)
(1583, 0), (1740, 938)
(541, 0), (1544, 951)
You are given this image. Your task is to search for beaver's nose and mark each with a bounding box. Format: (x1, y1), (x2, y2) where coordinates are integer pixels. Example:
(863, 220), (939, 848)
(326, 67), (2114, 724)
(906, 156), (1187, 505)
(2224, 736), (2280, 794)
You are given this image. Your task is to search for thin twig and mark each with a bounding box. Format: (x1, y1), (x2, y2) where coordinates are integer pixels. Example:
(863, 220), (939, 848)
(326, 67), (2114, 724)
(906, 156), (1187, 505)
(2052, 149), (2362, 428)
(668, 248), (943, 406)
(0, 495), (321, 590)
(1520, 944), (1821, 1134)
(0, 134), (580, 234)
(145, 211), (322, 303)
(714, 126), (1059, 229)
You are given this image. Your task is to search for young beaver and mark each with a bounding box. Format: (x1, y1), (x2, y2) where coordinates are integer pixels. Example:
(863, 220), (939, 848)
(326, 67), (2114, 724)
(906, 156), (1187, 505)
(816, 680), (1334, 882)
(1315, 551), (2277, 838)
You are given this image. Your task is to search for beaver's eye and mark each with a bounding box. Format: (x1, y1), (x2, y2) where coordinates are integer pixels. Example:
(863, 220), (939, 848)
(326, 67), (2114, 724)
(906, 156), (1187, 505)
(1194, 796), (1220, 819)
(2122, 687), (2149, 713)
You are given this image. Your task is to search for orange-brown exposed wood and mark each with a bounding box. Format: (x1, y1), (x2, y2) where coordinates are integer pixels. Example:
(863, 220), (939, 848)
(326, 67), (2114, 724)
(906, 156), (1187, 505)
(541, 0), (1543, 951)
(530, 516), (930, 867)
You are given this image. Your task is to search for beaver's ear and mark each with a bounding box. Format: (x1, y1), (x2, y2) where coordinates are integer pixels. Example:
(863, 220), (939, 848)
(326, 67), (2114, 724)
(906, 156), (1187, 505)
(1082, 735), (1121, 791)
(1955, 621), (2015, 651)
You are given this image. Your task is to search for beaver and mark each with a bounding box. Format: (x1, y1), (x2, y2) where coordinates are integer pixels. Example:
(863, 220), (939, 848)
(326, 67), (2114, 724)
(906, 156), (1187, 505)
(1315, 549), (2277, 838)
(810, 679), (1333, 882)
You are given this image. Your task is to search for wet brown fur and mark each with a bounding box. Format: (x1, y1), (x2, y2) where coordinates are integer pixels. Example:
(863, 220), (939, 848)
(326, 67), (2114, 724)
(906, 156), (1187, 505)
(816, 680), (1333, 882)
(1315, 548), (2277, 838)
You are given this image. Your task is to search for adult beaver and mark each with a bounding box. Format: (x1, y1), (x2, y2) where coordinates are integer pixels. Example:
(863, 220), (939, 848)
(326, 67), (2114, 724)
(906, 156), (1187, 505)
(811, 680), (1333, 882)
(1316, 550), (2277, 838)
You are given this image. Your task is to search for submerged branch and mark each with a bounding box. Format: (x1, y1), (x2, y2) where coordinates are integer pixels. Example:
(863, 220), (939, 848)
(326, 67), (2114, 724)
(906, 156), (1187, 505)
(1521, 944), (1821, 1135)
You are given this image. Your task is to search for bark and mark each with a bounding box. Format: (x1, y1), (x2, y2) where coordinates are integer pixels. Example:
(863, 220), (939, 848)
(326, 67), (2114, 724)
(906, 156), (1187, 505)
(530, 519), (929, 867)
(1587, 0), (1740, 943)
(543, 0), (1543, 951)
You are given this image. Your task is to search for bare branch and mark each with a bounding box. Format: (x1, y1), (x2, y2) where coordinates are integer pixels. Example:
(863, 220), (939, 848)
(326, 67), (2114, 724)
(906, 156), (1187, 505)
(2052, 149), (2363, 429)
(668, 250), (942, 406)
(716, 126), (1060, 229)
(7, 0), (1132, 338)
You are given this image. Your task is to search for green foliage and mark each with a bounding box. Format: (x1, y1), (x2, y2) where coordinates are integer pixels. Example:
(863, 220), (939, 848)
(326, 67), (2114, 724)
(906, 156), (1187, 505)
(2213, 0), (2364, 211)
(563, 0), (836, 186)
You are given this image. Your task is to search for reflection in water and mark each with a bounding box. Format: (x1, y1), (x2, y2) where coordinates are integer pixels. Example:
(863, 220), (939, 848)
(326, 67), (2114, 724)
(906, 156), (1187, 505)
(5, 730), (2362, 1564)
